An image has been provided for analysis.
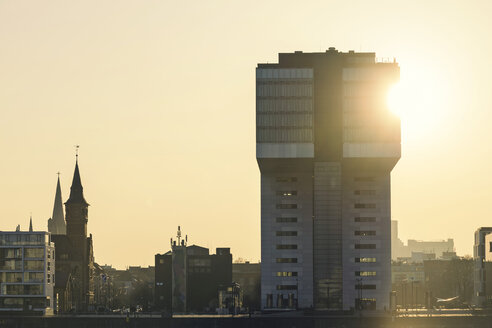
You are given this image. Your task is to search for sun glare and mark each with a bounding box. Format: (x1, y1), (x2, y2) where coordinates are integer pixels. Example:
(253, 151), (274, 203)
(386, 69), (448, 141)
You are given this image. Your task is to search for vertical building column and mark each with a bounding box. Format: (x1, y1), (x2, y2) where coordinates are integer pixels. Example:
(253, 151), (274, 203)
(313, 162), (342, 309)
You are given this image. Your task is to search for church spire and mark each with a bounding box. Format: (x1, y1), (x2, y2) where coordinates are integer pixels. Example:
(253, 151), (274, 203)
(29, 215), (33, 232)
(65, 148), (89, 206)
(48, 173), (67, 235)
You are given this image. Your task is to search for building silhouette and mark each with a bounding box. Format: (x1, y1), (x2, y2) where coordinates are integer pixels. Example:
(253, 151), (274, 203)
(155, 227), (232, 313)
(51, 157), (95, 312)
(47, 175), (66, 235)
(256, 48), (400, 311)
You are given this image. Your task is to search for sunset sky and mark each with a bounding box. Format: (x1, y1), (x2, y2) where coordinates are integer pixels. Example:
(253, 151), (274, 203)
(1, 0), (492, 268)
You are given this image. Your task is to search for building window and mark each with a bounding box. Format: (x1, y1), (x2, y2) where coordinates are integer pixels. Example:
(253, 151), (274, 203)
(354, 177), (375, 182)
(276, 177), (297, 182)
(276, 272), (298, 277)
(276, 285), (297, 290)
(354, 203), (376, 209)
(24, 248), (44, 259)
(355, 271), (377, 277)
(356, 298), (376, 310)
(276, 217), (297, 223)
(354, 217), (376, 222)
(354, 190), (376, 195)
(276, 231), (297, 237)
(276, 244), (298, 250)
(355, 244), (376, 249)
(355, 257), (376, 263)
(355, 231), (376, 236)
(276, 258), (297, 263)
(276, 204), (297, 209)
(355, 284), (376, 290)
(60, 254), (68, 260)
(276, 191), (298, 196)
(159, 259), (164, 264)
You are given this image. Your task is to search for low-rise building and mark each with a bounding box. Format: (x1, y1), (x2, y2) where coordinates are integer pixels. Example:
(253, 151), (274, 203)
(0, 229), (55, 315)
(155, 227), (232, 313)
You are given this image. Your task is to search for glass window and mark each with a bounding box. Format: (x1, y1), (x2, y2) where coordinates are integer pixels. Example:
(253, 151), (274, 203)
(276, 177), (297, 182)
(276, 244), (297, 250)
(276, 258), (297, 263)
(276, 272), (298, 277)
(354, 217), (376, 222)
(355, 257), (376, 263)
(355, 271), (377, 277)
(24, 272), (44, 283)
(24, 260), (44, 271)
(354, 203), (376, 209)
(276, 204), (297, 209)
(276, 285), (297, 290)
(0, 259), (22, 270)
(354, 231), (376, 236)
(276, 231), (297, 237)
(276, 217), (297, 223)
(355, 244), (376, 249)
(276, 191), (298, 196)
(24, 248), (45, 258)
(354, 190), (376, 195)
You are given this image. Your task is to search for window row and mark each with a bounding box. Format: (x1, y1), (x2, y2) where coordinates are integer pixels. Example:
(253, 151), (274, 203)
(343, 83), (379, 98)
(257, 98), (313, 113)
(343, 127), (400, 142)
(355, 271), (377, 277)
(276, 285), (298, 290)
(354, 190), (376, 196)
(276, 258), (297, 263)
(276, 217), (297, 223)
(354, 203), (376, 209)
(276, 204), (297, 210)
(257, 128), (313, 143)
(0, 272), (45, 284)
(354, 231), (376, 236)
(276, 271), (298, 277)
(355, 284), (376, 290)
(276, 191), (297, 196)
(355, 244), (376, 249)
(276, 231), (297, 237)
(0, 234), (47, 246)
(276, 244), (297, 250)
(257, 83), (313, 98)
(257, 114), (313, 128)
(0, 284), (44, 296)
(354, 217), (376, 223)
(355, 257), (376, 263)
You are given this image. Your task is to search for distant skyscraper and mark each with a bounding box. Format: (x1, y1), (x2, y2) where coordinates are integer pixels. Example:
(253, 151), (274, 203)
(47, 175), (66, 235)
(256, 48), (400, 311)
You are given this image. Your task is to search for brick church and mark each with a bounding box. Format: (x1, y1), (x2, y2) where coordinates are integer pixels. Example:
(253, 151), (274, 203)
(48, 156), (95, 312)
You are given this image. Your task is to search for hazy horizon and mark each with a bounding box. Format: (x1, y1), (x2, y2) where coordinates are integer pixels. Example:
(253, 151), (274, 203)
(2, 0), (492, 269)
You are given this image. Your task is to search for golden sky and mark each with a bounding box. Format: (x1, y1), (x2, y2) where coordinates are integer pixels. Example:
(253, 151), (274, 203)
(1, 0), (491, 268)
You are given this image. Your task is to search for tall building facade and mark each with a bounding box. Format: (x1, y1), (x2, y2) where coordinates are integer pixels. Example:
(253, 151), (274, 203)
(473, 227), (492, 306)
(0, 230), (55, 315)
(256, 48), (400, 311)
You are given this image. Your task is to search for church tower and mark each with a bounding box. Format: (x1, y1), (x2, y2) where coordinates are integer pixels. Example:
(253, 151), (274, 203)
(64, 154), (93, 311)
(65, 156), (89, 244)
(47, 175), (66, 235)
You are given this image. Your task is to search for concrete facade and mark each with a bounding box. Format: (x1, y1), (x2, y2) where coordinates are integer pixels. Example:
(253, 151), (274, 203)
(0, 231), (55, 315)
(256, 49), (400, 311)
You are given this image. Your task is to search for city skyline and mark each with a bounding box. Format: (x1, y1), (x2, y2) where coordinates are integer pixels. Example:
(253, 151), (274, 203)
(2, 0), (492, 269)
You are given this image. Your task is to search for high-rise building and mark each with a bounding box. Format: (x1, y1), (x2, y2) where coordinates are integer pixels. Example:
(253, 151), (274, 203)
(256, 48), (400, 311)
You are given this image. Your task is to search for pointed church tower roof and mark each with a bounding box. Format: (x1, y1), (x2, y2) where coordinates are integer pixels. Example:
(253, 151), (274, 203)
(29, 216), (33, 232)
(48, 174), (67, 234)
(65, 157), (89, 206)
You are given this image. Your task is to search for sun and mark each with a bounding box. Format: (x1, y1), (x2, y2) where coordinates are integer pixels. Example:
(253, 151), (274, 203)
(386, 68), (449, 141)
